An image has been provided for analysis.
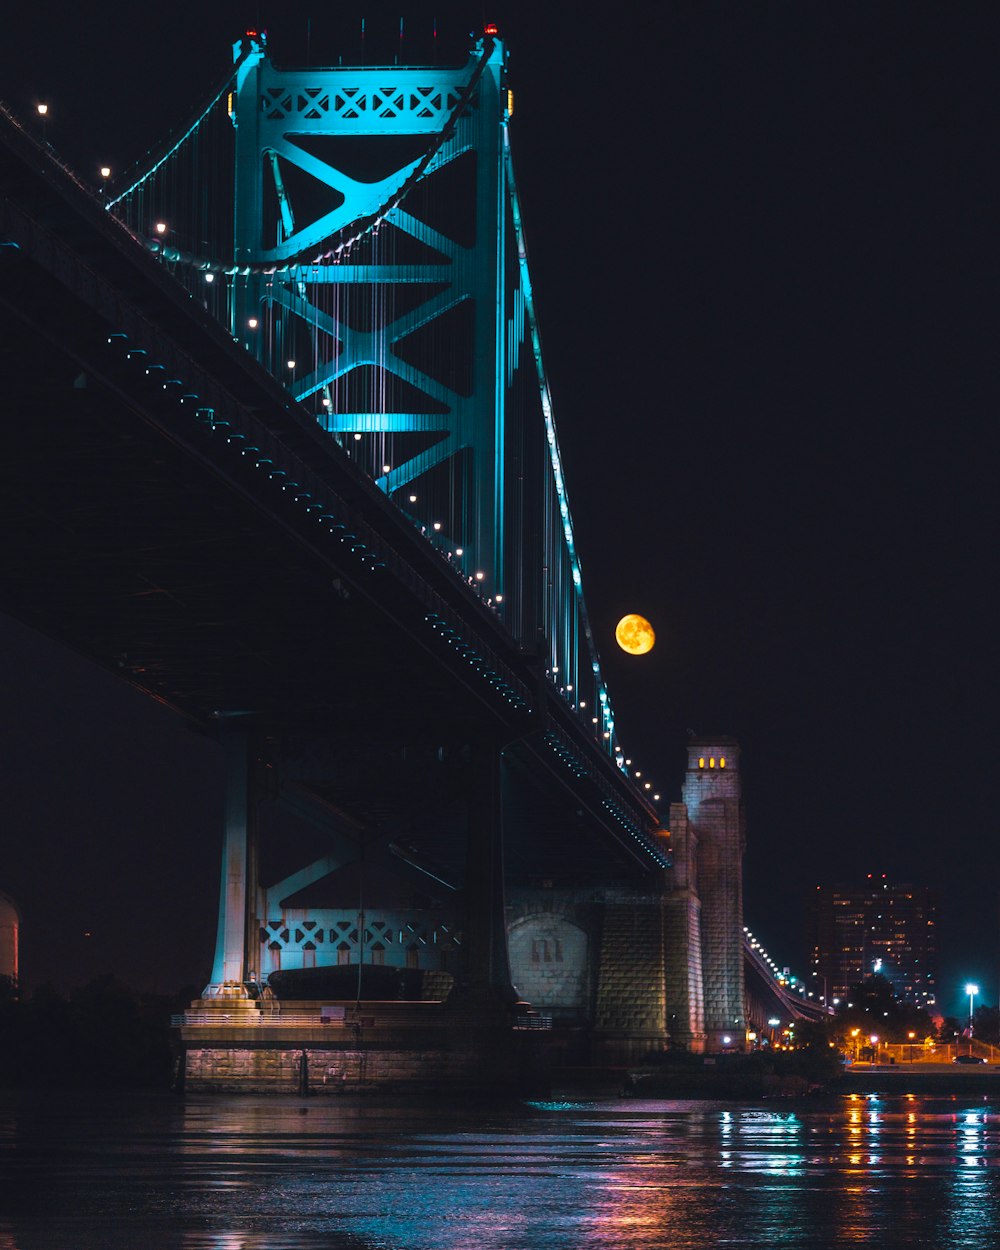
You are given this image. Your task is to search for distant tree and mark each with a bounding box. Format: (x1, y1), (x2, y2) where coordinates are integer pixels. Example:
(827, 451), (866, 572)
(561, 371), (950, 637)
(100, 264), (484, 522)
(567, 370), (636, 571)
(973, 1005), (1000, 1045)
(834, 975), (937, 1048)
(0, 976), (177, 1089)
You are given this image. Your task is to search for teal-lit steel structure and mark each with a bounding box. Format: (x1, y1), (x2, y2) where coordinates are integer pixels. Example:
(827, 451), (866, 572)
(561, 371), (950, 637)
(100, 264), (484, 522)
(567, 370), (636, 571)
(230, 35), (510, 601)
(106, 27), (643, 998)
(110, 29), (614, 753)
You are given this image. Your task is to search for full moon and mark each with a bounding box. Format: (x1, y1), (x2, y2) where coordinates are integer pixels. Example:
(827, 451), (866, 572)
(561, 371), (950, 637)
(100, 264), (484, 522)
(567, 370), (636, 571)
(615, 614), (656, 656)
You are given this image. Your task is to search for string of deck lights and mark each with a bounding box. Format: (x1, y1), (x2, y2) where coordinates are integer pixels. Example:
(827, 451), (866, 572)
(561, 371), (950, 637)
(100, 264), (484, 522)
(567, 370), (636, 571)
(102, 331), (549, 711)
(744, 926), (812, 997)
(112, 323), (635, 757)
(85, 29), (641, 777)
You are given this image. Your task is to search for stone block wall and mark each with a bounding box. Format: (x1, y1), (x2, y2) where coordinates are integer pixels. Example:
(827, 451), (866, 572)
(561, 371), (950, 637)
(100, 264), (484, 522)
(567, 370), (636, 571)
(592, 894), (667, 1062)
(662, 887), (706, 1051)
(185, 1036), (540, 1094)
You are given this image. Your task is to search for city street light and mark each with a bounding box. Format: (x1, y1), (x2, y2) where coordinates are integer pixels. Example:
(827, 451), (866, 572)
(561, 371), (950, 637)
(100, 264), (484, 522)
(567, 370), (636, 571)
(966, 982), (979, 1055)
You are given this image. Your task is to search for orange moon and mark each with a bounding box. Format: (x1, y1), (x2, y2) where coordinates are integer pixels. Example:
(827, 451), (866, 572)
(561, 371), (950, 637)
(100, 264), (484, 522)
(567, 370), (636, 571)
(615, 614), (655, 656)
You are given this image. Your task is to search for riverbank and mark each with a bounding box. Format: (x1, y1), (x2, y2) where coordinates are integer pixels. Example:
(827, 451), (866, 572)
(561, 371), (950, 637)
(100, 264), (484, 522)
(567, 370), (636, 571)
(832, 1063), (1000, 1096)
(616, 1056), (1000, 1100)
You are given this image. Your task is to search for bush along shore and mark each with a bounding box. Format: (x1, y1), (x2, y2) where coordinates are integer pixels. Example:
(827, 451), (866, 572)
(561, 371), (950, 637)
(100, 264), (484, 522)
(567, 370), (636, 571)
(623, 1047), (843, 1099)
(0, 976), (191, 1090)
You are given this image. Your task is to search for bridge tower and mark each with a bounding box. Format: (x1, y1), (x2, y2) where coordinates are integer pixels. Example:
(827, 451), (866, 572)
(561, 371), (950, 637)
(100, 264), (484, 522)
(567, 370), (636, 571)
(668, 739), (746, 1050)
(88, 25), (665, 1082)
(200, 31), (528, 1008)
(230, 31), (511, 597)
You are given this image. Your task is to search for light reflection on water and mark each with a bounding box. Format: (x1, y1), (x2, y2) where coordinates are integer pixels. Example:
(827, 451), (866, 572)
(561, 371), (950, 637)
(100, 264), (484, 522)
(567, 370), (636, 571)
(3, 1093), (1000, 1248)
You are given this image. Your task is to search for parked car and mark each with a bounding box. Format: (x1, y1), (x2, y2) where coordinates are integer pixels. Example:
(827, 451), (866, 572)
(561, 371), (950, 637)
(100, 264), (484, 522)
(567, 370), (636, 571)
(954, 1054), (987, 1064)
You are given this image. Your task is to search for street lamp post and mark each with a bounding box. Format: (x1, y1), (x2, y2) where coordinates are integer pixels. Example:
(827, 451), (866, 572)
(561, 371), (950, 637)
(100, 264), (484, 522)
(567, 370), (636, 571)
(908, 1031), (916, 1062)
(966, 983), (979, 1056)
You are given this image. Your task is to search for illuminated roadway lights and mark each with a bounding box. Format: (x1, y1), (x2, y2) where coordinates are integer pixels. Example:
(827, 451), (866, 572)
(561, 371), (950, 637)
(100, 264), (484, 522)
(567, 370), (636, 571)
(966, 982), (979, 1036)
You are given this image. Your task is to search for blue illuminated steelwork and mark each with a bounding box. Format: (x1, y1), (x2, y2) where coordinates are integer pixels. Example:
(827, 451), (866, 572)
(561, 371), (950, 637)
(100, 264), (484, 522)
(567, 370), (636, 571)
(108, 30), (626, 769)
(227, 35), (510, 602)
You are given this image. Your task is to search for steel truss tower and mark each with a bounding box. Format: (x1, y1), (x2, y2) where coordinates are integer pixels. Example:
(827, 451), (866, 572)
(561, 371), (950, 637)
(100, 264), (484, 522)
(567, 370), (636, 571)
(206, 34), (518, 997)
(231, 33), (510, 597)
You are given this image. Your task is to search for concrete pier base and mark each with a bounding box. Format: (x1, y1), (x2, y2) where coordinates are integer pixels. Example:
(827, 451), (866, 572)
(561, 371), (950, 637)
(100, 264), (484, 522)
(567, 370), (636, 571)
(176, 998), (551, 1095)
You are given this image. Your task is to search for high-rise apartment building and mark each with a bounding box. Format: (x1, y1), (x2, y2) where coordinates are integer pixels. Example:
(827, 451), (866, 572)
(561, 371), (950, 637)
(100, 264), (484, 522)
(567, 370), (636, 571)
(807, 875), (937, 1007)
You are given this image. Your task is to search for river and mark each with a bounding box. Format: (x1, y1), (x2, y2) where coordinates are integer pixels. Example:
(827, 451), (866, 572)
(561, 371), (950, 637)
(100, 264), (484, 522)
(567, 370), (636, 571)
(2, 1090), (1000, 1248)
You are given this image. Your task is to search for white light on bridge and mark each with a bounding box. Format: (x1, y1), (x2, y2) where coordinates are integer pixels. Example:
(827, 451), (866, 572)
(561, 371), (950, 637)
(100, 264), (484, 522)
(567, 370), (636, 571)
(154, 221), (167, 234)
(37, 102), (48, 116)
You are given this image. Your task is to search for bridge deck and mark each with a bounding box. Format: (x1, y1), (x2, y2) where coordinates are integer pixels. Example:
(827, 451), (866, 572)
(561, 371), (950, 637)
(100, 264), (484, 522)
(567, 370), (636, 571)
(0, 106), (664, 886)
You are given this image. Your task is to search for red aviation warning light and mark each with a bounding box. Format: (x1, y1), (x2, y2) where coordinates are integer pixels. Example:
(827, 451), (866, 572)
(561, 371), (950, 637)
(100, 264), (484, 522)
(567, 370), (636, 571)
(484, 23), (500, 36)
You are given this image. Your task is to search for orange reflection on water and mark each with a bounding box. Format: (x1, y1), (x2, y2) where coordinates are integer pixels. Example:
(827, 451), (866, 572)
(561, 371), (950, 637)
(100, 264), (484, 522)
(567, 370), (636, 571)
(579, 1171), (710, 1247)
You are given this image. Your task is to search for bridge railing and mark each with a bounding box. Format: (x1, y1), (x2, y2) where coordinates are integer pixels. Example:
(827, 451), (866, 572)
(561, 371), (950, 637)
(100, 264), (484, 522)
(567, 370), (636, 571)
(172, 1006), (553, 1030)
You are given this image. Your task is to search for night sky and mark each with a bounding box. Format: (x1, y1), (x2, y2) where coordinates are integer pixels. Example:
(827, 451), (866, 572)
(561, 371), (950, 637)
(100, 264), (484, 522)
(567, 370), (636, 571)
(2, 2), (997, 1015)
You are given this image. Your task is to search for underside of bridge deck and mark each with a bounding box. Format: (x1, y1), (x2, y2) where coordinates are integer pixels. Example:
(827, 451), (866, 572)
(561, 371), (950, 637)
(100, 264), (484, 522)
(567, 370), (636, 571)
(0, 108), (665, 897)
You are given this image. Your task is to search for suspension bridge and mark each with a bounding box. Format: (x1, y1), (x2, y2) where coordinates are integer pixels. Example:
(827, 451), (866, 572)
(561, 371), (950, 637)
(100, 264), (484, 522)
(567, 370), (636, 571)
(0, 26), (814, 1090)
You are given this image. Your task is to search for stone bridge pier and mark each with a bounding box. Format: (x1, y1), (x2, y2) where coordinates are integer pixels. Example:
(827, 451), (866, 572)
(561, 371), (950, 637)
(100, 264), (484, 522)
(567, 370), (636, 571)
(507, 738), (746, 1063)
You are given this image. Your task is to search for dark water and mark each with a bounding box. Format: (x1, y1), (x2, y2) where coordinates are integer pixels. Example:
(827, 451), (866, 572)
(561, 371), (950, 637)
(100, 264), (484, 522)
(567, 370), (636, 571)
(3, 1090), (1000, 1248)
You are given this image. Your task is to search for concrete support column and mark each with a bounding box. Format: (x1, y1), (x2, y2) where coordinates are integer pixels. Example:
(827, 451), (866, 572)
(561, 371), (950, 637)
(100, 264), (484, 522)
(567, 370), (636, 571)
(663, 803), (706, 1051)
(453, 742), (517, 1007)
(592, 889), (669, 1064)
(204, 731), (256, 997)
